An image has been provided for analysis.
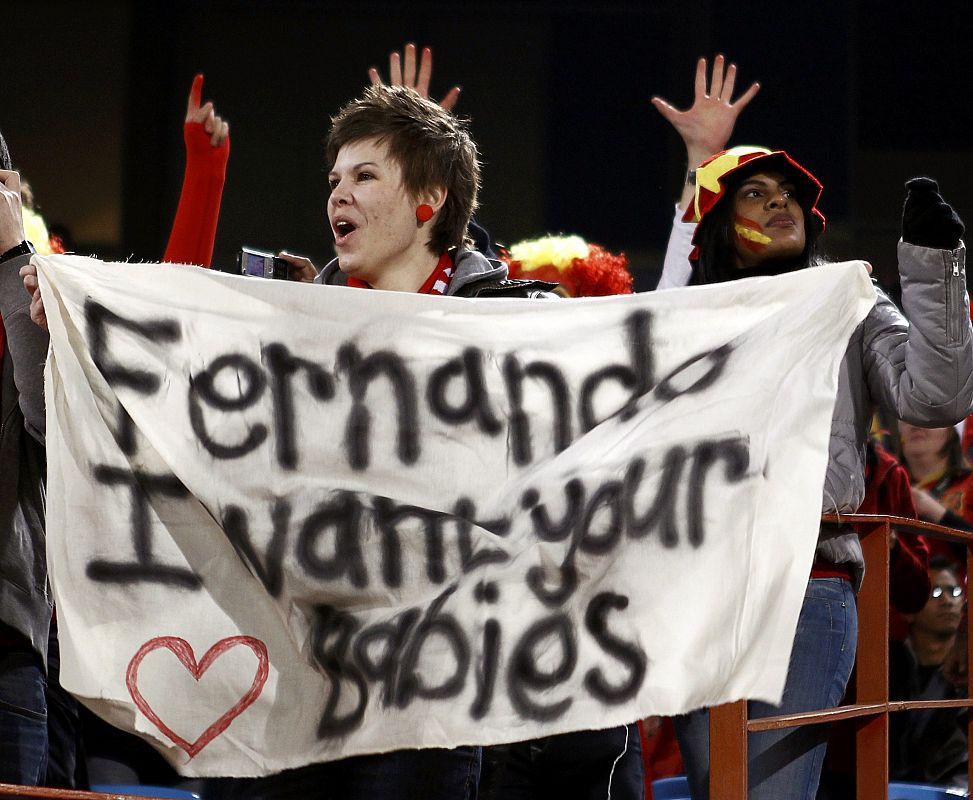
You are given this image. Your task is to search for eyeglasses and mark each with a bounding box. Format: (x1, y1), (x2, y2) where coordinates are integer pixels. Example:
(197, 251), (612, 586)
(931, 584), (964, 599)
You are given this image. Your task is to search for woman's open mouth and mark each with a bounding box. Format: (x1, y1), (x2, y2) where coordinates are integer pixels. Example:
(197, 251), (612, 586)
(333, 219), (358, 245)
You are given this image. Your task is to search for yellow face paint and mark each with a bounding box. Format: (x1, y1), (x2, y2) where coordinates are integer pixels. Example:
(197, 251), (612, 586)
(733, 219), (771, 246)
(733, 214), (772, 255)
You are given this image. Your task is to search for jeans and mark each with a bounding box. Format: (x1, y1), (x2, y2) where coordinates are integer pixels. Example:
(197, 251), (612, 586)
(0, 646), (48, 787)
(207, 746), (481, 800)
(480, 724), (644, 800)
(674, 578), (857, 800)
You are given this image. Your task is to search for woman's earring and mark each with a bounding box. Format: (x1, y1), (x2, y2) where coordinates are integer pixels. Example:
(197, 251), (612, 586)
(416, 204), (434, 223)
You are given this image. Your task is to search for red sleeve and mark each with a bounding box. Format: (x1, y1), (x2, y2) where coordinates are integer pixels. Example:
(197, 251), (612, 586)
(163, 121), (230, 267)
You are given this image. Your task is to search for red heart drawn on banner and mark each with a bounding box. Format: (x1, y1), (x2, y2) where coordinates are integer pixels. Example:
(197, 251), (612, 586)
(126, 636), (269, 758)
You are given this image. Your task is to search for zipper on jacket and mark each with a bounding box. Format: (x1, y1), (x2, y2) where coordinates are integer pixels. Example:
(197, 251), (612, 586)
(946, 248), (963, 343)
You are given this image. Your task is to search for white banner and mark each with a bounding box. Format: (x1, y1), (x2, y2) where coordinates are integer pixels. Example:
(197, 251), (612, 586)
(36, 254), (874, 777)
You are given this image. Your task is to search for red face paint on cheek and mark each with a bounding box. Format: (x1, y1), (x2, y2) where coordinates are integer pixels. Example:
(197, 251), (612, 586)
(733, 214), (772, 253)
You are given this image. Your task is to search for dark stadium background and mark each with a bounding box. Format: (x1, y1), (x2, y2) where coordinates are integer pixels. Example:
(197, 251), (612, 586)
(7, 1), (971, 290)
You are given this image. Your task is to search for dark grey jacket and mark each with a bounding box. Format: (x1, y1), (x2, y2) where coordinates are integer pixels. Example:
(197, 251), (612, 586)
(0, 251), (51, 667)
(820, 241), (973, 582)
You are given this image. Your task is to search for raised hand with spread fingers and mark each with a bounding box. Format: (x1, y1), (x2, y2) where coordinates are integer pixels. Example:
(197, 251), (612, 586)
(652, 55), (760, 211)
(368, 42), (461, 112)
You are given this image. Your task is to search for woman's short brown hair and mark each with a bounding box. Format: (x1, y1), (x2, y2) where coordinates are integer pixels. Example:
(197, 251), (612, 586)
(326, 85), (481, 256)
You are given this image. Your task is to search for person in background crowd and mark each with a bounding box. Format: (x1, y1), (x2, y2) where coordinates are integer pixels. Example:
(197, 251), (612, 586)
(499, 233), (633, 297)
(890, 555), (968, 789)
(900, 421), (973, 533)
(898, 420), (973, 579)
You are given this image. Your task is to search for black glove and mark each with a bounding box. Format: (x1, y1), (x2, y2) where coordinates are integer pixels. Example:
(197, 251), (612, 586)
(901, 177), (964, 250)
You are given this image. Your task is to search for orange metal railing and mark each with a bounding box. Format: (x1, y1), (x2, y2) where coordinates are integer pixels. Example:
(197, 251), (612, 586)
(710, 514), (973, 799)
(0, 787), (143, 799)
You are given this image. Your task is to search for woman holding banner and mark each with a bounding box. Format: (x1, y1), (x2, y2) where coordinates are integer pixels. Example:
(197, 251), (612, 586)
(194, 79), (640, 798)
(671, 147), (971, 799)
(273, 81), (646, 800)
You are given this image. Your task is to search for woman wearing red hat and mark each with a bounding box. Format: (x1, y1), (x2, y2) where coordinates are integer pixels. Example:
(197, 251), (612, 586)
(671, 146), (973, 800)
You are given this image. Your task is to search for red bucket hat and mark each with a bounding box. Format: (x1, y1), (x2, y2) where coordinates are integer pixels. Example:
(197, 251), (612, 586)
(684, 145), (826, 260)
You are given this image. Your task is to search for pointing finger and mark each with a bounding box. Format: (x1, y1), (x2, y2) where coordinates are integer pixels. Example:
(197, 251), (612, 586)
(188, 73), (204, 115)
